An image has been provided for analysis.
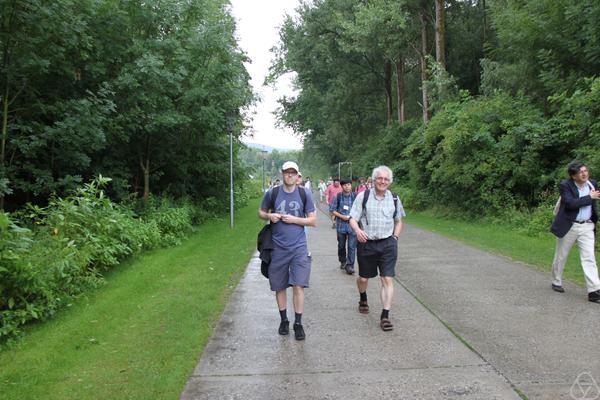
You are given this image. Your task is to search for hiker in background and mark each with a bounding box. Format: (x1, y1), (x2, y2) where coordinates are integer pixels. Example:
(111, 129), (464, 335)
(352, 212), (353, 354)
(349, 166), (405, 332)
(297, 171), (311, 256)
(326, 178), (343, 228)
(366, 176), (373, 189)
(304, 176), (312, 191)
(318, 179), (327, 203)
(258, 161), (317, 340)
(296, 172), (304, 187)
(550, 161), (600, 303)
(330, 177), (357, 275)
(356, 177), (368, 193)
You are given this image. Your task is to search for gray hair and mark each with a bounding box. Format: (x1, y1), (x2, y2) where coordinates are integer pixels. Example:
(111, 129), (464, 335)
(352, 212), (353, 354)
(371, 165), (393, 183)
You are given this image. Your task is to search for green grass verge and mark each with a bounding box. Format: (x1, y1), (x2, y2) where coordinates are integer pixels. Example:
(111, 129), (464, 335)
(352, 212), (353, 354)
(0, 200), (262, 400)
(405, 209), (586, 287)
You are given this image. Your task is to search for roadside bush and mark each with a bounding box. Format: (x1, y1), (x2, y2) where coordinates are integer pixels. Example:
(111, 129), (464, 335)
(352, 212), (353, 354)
(546, 77), (600, 176)
(28, 176), (145, 270)
(405, 92), (547, 215)
(1, 174), (263, 342)
(141, 197), (194, 247)
(354, 120), (418, 181)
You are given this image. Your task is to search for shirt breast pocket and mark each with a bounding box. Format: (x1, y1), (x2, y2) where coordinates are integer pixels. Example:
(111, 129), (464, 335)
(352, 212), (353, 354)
(382, 207), (394, 218)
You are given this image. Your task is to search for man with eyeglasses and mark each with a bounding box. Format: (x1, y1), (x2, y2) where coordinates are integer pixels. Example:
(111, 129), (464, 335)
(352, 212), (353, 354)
(550, 161), (600, 303)
(259, 161), (317, 340)
(349, 166), (405, 331)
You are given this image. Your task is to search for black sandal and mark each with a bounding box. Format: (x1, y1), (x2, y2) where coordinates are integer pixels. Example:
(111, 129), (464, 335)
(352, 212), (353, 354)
(358, 300), (369, 314)
(380, 318), (393, 331)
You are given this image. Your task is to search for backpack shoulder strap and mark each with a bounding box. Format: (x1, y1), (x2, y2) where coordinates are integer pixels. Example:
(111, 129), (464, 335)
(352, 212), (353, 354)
(269, 186), (280, 212)
(360, 189), (370, 225)
(362, 189), (370, 210)
(391, 191), (399, 219)
(298, 186), (307, 210)
(335, 192), (343, 212)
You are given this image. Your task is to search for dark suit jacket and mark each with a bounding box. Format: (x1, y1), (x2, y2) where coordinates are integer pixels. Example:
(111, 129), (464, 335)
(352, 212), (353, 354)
(550, 179), (598, 238)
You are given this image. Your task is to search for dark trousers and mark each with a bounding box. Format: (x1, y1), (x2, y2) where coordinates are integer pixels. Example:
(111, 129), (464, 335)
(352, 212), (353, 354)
(337, 231), (357, 266)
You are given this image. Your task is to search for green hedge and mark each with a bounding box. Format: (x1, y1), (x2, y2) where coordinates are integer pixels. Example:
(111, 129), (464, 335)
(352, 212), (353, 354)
(0, 176), (258, 343)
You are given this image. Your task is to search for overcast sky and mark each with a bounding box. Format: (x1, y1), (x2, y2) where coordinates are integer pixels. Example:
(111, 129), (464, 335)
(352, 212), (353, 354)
(229, 0), (303, 150)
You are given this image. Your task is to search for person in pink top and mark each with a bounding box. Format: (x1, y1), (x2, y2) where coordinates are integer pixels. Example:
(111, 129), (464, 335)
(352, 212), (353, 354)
(326, 178), (343, 205)
(326, 178), (343, 228)
(356, 177), (368, 193)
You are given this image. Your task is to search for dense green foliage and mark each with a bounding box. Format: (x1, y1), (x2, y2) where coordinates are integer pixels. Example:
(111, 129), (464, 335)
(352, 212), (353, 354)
(1, 0), (253, 210)
(0, 200), (262, 400)
(0, 176), (251, 342)
(0, 0), (260, 341)
(272, 0), (600, 229)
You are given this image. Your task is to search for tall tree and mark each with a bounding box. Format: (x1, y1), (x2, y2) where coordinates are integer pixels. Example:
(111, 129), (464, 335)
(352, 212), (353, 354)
(434, 0), (446, 69)
(340, 0), (410, 124)
(419, 6), (430, 123)
(0, 0), (253, 209)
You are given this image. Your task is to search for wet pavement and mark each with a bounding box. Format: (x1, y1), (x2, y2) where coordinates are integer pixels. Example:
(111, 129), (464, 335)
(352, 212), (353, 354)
(181, 204), (600, 400)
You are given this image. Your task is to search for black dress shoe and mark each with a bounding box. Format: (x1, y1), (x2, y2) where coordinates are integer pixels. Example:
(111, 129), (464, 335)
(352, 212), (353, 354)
(278, 320), (289, 335)
(588, 290), (600, 303)
(551, 284), (565, 293)
(293, 323), (305, 340)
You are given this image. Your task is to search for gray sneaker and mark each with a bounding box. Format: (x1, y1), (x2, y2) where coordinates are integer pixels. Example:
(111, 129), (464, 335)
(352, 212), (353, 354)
(345, 265), (354, 275)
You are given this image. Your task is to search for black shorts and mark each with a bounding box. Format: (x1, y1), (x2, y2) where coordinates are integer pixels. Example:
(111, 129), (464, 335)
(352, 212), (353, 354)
(356, 236), (398, 278)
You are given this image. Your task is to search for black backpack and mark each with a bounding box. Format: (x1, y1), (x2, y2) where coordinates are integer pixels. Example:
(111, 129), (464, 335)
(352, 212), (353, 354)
(359, 189), (400, 227)
(257, 186), (308, 278)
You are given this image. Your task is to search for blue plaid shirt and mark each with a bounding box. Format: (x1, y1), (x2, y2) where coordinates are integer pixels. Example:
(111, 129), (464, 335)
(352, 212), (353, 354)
(330, 192), (356, 234)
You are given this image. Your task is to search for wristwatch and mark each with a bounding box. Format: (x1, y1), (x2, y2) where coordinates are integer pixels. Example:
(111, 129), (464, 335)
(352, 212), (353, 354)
(392, 235), (398, 240)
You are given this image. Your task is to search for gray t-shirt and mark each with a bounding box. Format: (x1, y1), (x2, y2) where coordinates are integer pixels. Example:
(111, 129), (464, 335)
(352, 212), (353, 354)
(261, 187), (316, 249)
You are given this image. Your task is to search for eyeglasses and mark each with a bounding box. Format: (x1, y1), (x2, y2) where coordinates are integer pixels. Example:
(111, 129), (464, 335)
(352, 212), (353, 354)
(283, 170), (298, 176)
(375, 177), (390, 182)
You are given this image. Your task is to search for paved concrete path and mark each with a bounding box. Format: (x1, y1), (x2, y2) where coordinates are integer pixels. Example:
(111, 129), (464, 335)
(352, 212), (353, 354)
(181, 205), (600, 400)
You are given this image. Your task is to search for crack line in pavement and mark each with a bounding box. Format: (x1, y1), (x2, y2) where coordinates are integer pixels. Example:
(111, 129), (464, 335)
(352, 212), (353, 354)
(190, 362), (489, 379)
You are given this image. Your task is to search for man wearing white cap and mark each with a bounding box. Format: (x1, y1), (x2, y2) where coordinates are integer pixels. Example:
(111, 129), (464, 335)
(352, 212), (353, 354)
(259, 161), (317, 340)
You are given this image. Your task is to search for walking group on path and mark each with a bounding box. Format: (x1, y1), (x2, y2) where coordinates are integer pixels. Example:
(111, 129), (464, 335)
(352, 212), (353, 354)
(259, 160), (408, 340)
(258, 160), (600, 342)
(182, 159), (600, 400)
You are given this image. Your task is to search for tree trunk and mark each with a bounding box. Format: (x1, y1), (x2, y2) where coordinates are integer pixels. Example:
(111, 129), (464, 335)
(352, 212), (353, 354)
(420, 11), (430, 124)
(395, 56), (405, 124)
(482, 0), (487, 43)
(140, 157), (150, 202)
(384, 58), (393, 126)
(1, 13), (10, 211)
(435, 0), (446, 69)
(0, 87), (7, 211)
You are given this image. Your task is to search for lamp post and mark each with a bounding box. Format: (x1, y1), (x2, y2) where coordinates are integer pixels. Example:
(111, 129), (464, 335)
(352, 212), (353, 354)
(227, 116), (234, 228)
(338, 161), (353, 180)
(261, 150), (268, 192)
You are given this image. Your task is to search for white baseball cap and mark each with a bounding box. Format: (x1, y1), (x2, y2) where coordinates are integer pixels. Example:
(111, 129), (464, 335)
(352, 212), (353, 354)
(281, 161), (299, 172)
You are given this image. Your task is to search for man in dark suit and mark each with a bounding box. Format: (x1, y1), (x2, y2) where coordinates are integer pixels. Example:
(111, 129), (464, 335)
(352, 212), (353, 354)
(550, 161), (600, 302)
